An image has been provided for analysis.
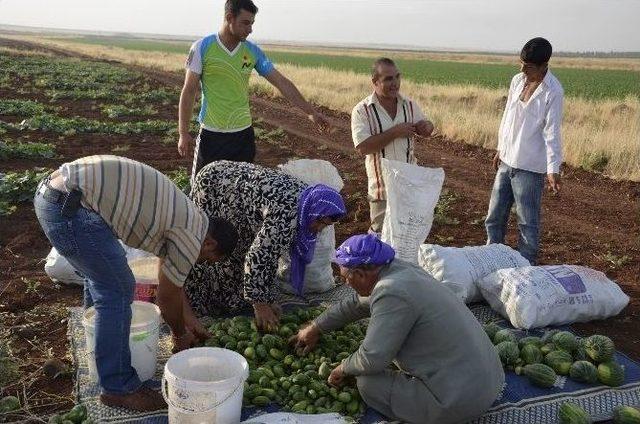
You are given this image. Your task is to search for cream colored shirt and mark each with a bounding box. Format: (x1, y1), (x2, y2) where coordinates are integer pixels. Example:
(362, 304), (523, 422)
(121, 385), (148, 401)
(351, 93), (427, 201)
(61, 155), (208, 287)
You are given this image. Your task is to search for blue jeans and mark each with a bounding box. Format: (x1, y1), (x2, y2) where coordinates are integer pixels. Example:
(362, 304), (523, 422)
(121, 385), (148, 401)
(485, 163), (545, 264)
(34, 183), (142, 395)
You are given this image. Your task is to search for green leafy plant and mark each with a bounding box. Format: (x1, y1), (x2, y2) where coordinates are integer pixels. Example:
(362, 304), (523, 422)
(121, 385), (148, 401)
(111, 144), (131, 153)
(580, 151), (610, 173)
(0, 99), (46, 117)
(23, 277), (42, 296)
(100, 104), (158, 118)
(255, 126), (286, 145)
(595, 251), (632, 269)
(0, 140), (56, 160)
(168, 167), (191, 193)
(0, 168), (51, 215)
(0, 334), (19, 387)
(434, 189), (460, 225)
(19, 114), (174, 135)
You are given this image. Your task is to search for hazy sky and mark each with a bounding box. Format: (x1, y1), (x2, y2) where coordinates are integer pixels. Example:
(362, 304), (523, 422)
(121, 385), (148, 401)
(1, 0), (639, 52)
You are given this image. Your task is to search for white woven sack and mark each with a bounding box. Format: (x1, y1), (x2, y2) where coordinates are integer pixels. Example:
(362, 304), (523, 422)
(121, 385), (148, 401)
(478, 265), (630, 329)
(418, 243), (529, 303)
(44, 243), (153, 286)
(381, 159), (444, 264)
(278, 159), (344, 191)
(44, 247), (87, 286)
(277, 225), (336, 294)
(276, 159), (342, 294)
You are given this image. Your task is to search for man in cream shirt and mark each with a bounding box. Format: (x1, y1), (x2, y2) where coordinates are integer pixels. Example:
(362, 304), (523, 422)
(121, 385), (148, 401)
(351, 58), (434, 233)
(486, 37), (563, 264)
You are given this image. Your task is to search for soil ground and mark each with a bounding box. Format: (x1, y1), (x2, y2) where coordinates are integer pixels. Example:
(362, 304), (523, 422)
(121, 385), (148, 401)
(1, 38), (638, 422)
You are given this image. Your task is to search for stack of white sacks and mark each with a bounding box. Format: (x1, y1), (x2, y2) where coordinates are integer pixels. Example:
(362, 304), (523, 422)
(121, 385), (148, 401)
(418, 244), (629, 329)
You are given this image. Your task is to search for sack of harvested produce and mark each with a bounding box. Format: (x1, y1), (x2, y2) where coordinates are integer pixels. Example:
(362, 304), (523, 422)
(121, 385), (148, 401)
(44, 243), (153, 286)
(278, 159), (344, 192)
(277, 159), (342, 294)
(381, 159), (444, 264)
(277, 225), (337, 294)
(44, 248), (87, 286)
(478, 265), (630, 329)
(418, 243), (529, 303)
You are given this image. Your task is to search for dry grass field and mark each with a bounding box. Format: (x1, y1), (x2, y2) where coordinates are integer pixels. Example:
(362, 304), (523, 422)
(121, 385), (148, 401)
(5, 34), (639, 181)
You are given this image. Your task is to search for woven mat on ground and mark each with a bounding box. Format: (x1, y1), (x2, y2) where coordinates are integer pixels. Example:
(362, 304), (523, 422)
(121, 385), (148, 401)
(68, 285), (640, 423)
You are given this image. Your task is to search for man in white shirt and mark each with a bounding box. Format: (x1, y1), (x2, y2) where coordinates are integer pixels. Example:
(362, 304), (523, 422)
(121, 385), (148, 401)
(485, 37), (563, 264)
(351, 58), (434, 233)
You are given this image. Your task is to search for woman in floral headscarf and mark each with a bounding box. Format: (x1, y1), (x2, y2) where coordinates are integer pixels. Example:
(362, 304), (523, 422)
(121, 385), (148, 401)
(183, 160), (346, 332)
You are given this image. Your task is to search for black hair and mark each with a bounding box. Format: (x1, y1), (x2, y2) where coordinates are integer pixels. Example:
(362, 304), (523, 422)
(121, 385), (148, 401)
(371, 57), (396, 80)
(520, 37), (553, 65)
(207, 217), (238, 257)
(225, 0), (258, 17)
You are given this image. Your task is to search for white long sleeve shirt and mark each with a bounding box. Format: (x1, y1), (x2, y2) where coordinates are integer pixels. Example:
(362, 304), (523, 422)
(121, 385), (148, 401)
(498, 71), (564, 174)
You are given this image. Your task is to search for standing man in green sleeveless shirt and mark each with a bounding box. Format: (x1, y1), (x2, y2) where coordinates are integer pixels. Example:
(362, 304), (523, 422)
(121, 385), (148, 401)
(178, 0), (330, 180)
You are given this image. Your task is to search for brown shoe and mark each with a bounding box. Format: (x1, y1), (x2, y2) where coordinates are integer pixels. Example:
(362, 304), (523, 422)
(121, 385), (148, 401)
(100, 387), (167, 412)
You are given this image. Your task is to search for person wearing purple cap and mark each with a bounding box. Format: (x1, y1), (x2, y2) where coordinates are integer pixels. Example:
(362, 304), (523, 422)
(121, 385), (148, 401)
(291, 234), (504, 423)
(183, 161), (346, 332)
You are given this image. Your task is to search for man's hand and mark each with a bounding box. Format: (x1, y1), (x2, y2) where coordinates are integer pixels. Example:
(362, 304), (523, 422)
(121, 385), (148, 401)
(391, 122), (417, 139)
(547, 173), (561, 194)
(492, 152), (501, 171)
(253, 302), (280, 333)
(415, 120), (434, 137)
(172, 330), (197, 354)
(307, 111), (332, 132)
(178, 133), (194, 157)
(289, 322), (320, 355)
(328, 362), (346, 387)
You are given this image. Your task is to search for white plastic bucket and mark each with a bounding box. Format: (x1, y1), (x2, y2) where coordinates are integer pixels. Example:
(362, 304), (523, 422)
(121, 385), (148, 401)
(162, 347), (249, 424)
(82, 300), (160, 383)
(129, 257), (159, 303)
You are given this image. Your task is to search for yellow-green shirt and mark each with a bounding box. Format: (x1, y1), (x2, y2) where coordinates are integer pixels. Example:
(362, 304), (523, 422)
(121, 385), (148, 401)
(186, 34), (274, 132)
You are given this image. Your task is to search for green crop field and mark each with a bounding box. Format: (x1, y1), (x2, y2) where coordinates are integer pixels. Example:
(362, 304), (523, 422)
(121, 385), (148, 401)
(61, 36), (192, 54)
(266, 51), (640, 100)
(55, 36), (640, 100)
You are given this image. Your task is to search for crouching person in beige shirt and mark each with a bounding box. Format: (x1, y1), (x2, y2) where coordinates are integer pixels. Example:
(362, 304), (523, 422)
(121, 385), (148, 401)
(291, 234), (504, 423)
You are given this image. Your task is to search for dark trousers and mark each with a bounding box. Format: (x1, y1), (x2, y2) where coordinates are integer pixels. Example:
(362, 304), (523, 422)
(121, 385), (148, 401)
(190, 126), (256, 183)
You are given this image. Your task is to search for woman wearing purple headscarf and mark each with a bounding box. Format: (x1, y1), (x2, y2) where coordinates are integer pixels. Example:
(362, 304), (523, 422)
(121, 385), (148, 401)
(291, 234), (504, 424)
(183, 161), (346, 332)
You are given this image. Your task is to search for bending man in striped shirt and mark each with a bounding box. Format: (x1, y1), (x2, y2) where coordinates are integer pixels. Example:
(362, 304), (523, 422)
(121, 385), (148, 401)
(351, 58), (434, 233)
(34, 155), (238, 412)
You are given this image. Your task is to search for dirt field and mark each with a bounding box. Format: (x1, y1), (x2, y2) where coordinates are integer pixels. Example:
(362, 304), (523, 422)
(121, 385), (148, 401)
(1, 38), (639, 420)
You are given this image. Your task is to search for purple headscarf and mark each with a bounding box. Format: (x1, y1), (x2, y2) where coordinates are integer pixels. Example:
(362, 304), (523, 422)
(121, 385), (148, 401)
(290, 184), (346, 294)
(334, 234), (395, 267)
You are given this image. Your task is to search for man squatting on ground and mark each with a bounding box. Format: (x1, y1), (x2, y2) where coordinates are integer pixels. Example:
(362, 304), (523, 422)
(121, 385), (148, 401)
(178, 0), (331, 181)
(485, 37), (564, 264)
(291, 234), (505, 424)
(33, 155), (238, 411)
(351, 57), (435, 233)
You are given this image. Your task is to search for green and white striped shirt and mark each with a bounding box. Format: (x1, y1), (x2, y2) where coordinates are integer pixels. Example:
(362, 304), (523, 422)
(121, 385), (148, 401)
(61, 155), (208, 287)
